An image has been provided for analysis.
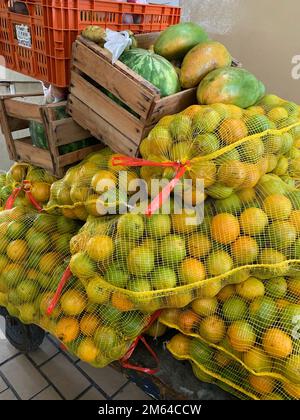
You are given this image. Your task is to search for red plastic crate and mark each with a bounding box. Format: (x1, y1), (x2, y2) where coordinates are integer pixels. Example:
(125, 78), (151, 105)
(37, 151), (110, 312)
(0, 0), (181, 86)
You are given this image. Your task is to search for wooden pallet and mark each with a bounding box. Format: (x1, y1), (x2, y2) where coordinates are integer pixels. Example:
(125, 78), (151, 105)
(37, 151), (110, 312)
(67, 33), (197, 156)
(0, 93), (103, 177)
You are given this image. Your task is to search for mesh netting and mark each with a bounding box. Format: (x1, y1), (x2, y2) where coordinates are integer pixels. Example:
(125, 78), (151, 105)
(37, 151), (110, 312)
(167, 333), (300, 400)
(0, 208), (155, 367)
(0, 163), (57, 211)
(67, 174), (300, 313)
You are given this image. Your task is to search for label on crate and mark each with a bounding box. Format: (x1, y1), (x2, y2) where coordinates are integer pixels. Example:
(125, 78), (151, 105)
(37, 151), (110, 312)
(15, 24), (32, 48)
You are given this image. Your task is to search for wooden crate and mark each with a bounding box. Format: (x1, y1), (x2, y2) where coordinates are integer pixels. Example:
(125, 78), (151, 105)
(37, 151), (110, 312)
(0, 93), (103, 177)
(0, 81), (43, 96)
(67, 33), (198, 156)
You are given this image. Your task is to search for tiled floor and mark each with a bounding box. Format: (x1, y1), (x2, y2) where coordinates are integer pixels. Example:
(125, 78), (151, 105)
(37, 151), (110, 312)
(0, 318), (151, 400)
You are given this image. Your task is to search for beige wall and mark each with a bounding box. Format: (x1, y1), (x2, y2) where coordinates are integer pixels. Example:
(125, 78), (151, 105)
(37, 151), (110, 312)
(180, 0), (300, 102)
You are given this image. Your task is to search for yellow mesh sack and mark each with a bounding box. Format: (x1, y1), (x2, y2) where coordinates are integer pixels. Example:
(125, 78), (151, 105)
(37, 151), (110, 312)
(68, 174), (300, 314)
(160, 273), (300, 393)
(45, 147), (141, 221)
(167, 333), (299, 400)
(2, 163), (57, 210)
(139, 99), (300, 202)
(0, 208), (156, 368)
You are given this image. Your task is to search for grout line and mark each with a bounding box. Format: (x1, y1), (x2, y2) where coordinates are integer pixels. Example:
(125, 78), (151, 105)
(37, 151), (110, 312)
(74, 384), (93, 400)
(110, 380), (131, 400)
(29, 384), (52, 400)
(30, 351), (61, 369)
(0, 351), (21, 368)
(0, 370), (21, 400)
(24, 354), (66, 401)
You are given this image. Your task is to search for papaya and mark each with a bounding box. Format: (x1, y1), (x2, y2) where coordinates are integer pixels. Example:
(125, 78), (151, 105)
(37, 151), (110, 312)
(180, 41), (232, 89)
(197, 67), (266, 109)
(154, 22), (209, 61)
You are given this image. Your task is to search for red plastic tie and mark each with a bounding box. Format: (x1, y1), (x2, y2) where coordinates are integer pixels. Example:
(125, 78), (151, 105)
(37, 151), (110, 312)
(111, 156), (190, 217)
(4, 187), (22, 210)
(46, 266), (72, 316)
(4, 180), (43, 212)
(119, 310), (162, 375)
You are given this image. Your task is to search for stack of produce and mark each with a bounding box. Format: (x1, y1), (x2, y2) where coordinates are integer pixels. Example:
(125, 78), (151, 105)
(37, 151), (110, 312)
(0, 163), (57, 211)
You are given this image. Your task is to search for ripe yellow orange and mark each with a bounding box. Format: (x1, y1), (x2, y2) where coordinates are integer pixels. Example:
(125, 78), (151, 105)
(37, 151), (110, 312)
(55, 317), (80, 343)
(80, 314), (101, 336)
(227, 320), (256, 352)
(249, 374), (275, 395)
(166, 292), (192, 309)
(168, 334), (190, 357)
(190, 160), (217, 188)
(200, 279), (223, 298)
(192, 297), (218, 317)
(217, 284), (235, 302)
(31, 182), (51, 203)
(111, 292), (134, 312)
(243, 347), (272, 373)
(236, 277), (265, 301)
(239, 208), (268, 236)
(178, 310), (199, 333)
(160, 308), (180, 325)
(211, 213), (240, 245)
(289, 210), (300, 234)
(236, 188), (256, 204)
(39, 253), (60, 274)
(240, 163), (261, 189)
(61, 290), (86, 316)
(171, 212), (198, 234)
(179, 258), (206, 284)
(218, 161), (247, 188)
(218, 119), (248, 144)
(6, 240), (28, 261)
(188, 233), (211, 258)
(91, 170), (117, 194)
(86, 235), (114, 262)
(276, 299), (290, 311)
(263, 194), (292, 221)
(70, 232), (89, 255)
(199, 315), (226, 344)
(288, 277), (300, 298)
(231, 236), (259, 264)
(262, 328), (293, 358)
(77, 338), (99, 363)
(283, 382), (300, 399)
(61, 208), (76, 219)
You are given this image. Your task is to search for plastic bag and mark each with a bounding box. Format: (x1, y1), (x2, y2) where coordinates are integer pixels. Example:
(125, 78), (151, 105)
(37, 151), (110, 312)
(167, 333), (299, 400)
(104, 29), (134, 64)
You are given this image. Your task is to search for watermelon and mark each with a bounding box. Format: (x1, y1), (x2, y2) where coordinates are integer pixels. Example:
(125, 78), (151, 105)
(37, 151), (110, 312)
(197, 67), (266, 109)
(154, 22), (209, 61)
(120, 48), (181, 97)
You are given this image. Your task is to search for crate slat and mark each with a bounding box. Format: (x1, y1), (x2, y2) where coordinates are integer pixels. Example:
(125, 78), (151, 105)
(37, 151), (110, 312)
(4, 98), (43, 123)
(72, 41), (156, 120)
(58, 144), (104, 167)
(70, 70), (145, 144)
(50, 118), (92, 146)
(14, 138), (54, 171)
(68, 94), (139, 156)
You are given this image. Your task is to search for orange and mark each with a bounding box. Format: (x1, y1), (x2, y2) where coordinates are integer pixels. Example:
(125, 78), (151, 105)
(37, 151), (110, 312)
(240, 163), (261, 189)
(207, 251), (233, 277)
(236, 277), (265, 301)
(61, 290), (86, 316)
(217, 285), (235, 302)
(39, 253), (60, 274)
(55, 317), (80, 343)
(79, 161), (98, 180)
(231, 236), (259, 264)
(249, 374), (275, 395)
(80, 314), (100, 336)
(263, 194), (292, 221)
(192, 297), (218, 317)
(166, 292), (192, 309)
(211, 213), (240, 245)
(168, 334), (190, 357)
(188, 233), (211, 258)
(39, 292), (62, 319)
(171, 212), (198, 234)
(77, 338), (99, 363)
(91, 170), (117, 194)
(289, 210), (300, 234)
(6, 240), (28, 261)
(178, 310), (199, 333)
(276, 299), (290, 311)
(146, 321), (167, 338)
(218, 119), (248, 144)
(227, 320), (256, 352)
(199, 315), (226, 344)
(31, 182), (51, 203)
(190, 160), (217, 188)
(10, 163), (27, 182)
(86, 235), (114, 262)
(200, 279), (223, 298)
(236, 188), (256, 204)
(239, 208), (268, 236)
(111, 292), (134, 312)
(243, 347), (272, 373)
(179, 258), (206, 284)
(70, 232), (89, 255)
(262, 328), (293, 358)
(258, 248), (286, 265)
(85, 194), (101, 217)
(283, 382), (300, 399)
(73, 206), (88, 221)
(160, 308), (180, 325)
(288, 277), (300, 298)
(61, 208), (76, 219)
(215, 351), (232, 368)
(218, 161), (247, 188)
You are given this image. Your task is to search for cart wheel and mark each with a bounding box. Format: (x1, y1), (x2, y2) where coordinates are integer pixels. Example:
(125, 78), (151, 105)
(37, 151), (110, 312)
(5, 316), (45, 353)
